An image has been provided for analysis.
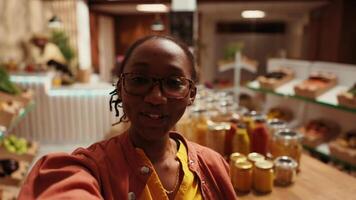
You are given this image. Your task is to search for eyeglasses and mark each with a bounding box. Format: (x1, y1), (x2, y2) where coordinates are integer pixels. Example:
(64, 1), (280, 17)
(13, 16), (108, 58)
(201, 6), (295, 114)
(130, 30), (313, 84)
(121, 73), (194, 99)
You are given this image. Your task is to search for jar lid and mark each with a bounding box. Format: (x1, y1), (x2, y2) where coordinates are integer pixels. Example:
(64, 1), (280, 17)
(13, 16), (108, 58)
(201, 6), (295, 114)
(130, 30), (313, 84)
(247, 152), (265, 163)
(255, 160), (274, 169)
(234, 160), (253, 170)
(207, 121), (230, 131)
(267, 119), (287, 128)
(254, 115), (267, 123)
(230, 152), (246, 162)
(274, 156), (298, 169)
(275, 129), (302, 142)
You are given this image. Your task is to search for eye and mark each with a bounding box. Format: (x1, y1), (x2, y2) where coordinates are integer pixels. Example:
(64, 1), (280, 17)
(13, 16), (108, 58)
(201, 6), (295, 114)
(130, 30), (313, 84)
(165, 77), (186, 90)
(127, 74), (150, 86)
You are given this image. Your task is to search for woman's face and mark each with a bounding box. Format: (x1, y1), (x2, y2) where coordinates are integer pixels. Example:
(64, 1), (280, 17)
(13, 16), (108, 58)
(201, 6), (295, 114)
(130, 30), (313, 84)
(120, 39), (196, 142)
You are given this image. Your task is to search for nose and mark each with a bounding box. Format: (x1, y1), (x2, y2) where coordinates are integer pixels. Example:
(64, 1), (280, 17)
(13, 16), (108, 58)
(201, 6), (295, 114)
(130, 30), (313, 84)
(144, 84), (167, 105)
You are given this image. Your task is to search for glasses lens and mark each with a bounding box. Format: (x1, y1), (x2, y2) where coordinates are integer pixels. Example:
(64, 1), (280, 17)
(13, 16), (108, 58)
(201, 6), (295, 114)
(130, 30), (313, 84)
(163, 77), (190, 98)
(124, 74), (151, 95)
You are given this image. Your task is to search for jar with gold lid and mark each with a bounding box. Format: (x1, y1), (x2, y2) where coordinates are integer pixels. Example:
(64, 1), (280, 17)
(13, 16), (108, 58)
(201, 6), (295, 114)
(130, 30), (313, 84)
(267, 119), (287, 154)
(247, 152), (265, 166)
(274, 156), (298, 186)
(253, 160), (274, 193)
(233, 161), (253, 192)
(229, 152), (248, 188)
(271, 129), (303, 167)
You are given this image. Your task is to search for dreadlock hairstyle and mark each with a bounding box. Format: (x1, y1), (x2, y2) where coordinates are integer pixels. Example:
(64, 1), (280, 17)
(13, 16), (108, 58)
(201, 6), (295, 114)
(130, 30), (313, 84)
(109, 34), (197, 125)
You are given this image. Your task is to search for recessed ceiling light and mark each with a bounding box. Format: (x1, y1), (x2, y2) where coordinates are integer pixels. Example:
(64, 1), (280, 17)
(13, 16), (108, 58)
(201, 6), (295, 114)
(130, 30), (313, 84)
(241, 10), (266, 19)
(136, 4), (169, 13)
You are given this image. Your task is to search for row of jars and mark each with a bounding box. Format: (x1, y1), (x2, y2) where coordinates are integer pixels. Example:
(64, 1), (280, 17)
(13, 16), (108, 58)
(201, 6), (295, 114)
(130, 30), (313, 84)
(230, 152), (298, 193)
(176, 107), (303, 167)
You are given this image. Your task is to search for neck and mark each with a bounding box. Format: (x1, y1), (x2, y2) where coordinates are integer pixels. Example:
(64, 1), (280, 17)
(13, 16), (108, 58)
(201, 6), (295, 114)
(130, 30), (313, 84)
(128, 128), (176, 163)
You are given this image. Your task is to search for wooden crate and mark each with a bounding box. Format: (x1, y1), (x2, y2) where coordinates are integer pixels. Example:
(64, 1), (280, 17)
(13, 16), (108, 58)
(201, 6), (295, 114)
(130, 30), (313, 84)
(258, 69), (294, 90)
(0, 161), (29, 187)
(294, 79), (337, 99)
(0, 90), (33, 106)
(329, 141), (356, 166)
(0, 142), (39, 163)
(337, 92), (356, 109)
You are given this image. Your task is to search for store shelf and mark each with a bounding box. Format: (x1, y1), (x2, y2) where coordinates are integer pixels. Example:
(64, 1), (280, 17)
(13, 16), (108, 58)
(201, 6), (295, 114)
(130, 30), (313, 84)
(0, 101), (35, 136)
(246, 80), (356, 114)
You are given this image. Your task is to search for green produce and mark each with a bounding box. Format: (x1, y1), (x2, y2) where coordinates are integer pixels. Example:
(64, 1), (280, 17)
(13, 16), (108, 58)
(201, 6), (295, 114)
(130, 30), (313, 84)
(1, 135), (28, 155)
(0, 66), (21, 95)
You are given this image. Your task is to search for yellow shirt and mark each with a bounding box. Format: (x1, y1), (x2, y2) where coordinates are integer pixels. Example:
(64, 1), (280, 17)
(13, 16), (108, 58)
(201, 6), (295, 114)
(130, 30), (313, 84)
(136, 139), (203, 200)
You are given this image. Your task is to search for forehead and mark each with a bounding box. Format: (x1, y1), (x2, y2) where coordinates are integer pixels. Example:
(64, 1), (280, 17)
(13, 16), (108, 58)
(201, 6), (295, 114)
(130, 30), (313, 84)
(124, 39), (191, 77)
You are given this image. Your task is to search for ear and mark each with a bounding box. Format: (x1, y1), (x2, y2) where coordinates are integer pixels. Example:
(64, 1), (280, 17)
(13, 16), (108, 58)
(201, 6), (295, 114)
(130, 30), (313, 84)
(188, 86), (196, 106)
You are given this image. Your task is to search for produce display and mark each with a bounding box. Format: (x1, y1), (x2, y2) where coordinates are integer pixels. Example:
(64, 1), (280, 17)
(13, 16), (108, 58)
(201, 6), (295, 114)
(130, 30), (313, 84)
(1, 135), (28, 155)
(0, 66), (21, 95)
(337, 83), (356, 109)
(258, 68), (294, 90)
(329, 130), (356, 166)
(0, 159), (19, 177)
(294, 72), (337, 99)
(299, 119), (340, 147)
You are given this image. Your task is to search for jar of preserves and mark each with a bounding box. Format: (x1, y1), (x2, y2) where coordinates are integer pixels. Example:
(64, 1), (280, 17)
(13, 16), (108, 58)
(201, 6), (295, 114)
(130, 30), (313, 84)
(267, 119), (287, 153)
(253, 160), (274, 193)
(229, 152), (247, 187)
(232, 123), (250, 156)
(233, 161), (253, 192)
(206, 121), (230, 155)
(274, 156), (298, 186)
(190, 107), (209, 145)
(247, 152), (265, 166)
(250, 116), (270, 156)
(271, 129), (303, 167)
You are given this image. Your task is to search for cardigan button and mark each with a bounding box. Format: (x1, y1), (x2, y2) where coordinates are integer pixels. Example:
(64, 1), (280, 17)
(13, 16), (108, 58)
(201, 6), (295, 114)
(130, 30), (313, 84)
(140, 166), (150, 174)
(128, 192), (136, 200)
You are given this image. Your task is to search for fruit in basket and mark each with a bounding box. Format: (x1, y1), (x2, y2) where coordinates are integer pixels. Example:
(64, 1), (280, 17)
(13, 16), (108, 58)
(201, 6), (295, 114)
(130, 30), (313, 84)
(2, 135), (28, 155)
(0, 159), (19, 177)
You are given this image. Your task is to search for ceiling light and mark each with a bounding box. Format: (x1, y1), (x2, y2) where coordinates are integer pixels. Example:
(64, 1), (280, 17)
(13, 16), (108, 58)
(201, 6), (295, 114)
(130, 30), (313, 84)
(136, 4), (169, 13)
(241, 10), (266, 19)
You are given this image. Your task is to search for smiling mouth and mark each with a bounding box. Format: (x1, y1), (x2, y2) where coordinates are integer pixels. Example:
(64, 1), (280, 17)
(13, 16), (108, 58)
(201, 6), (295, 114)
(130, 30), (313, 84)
(141, 112), (166, 119)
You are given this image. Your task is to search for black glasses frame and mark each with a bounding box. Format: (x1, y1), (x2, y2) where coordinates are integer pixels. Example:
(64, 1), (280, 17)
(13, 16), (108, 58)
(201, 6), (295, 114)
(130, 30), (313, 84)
(120, 73), (194, 99)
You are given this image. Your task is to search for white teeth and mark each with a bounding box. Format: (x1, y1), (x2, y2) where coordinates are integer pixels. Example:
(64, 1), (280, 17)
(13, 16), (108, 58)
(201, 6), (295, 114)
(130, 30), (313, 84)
(147, 114), (162, 119)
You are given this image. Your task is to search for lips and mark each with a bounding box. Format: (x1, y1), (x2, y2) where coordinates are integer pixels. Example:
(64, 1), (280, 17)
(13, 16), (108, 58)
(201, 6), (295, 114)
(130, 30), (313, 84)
(141, 112), (165, 119)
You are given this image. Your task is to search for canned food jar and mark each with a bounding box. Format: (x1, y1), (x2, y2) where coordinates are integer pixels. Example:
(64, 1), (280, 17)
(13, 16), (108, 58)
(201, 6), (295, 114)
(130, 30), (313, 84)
(250, 116), (270, 156)
(233, 161), (253, 192)
(274, 156), (298, 186)
(232, 123), (250, 155)
(271, 129), (303, 166)
(253, 160), (274, 193)
(206, 121), (230, 155)
(230, 152), (247, 166)
(267, 119), (287, 154)
(190, 107), (209, 145)
(247, 152), (265, 166)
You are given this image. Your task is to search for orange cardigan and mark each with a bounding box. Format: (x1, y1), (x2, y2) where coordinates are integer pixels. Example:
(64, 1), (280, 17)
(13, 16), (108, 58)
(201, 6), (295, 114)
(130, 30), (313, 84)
(19, 132), (237, 200)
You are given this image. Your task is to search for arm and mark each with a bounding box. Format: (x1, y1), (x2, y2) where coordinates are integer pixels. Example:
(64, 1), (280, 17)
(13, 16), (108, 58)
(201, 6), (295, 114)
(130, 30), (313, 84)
(18, 153), (102, 200)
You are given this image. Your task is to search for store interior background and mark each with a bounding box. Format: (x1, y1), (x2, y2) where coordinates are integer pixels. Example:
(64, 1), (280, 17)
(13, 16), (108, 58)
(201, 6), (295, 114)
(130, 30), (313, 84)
(0, 0), (356, 174)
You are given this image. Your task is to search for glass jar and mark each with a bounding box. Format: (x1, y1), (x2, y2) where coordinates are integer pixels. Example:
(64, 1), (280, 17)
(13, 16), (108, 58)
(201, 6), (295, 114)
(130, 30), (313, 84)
(250, 116), (270, 156)
(247, 152), (265, 166)
(267, 119), (287, 154)
(253, 160), (274, 193)
(233, 161), (253, 192)
(206, 120), (230, 155)
(271, 129), (303, 167)
(190, 107), (209, 145)
(232, 123), (250, 156)
(274, 156), (298, 186)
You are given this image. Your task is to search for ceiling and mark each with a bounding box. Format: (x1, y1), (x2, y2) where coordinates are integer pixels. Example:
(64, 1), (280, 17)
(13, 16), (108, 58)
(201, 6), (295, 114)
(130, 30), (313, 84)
(90, 0), (328, 22)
